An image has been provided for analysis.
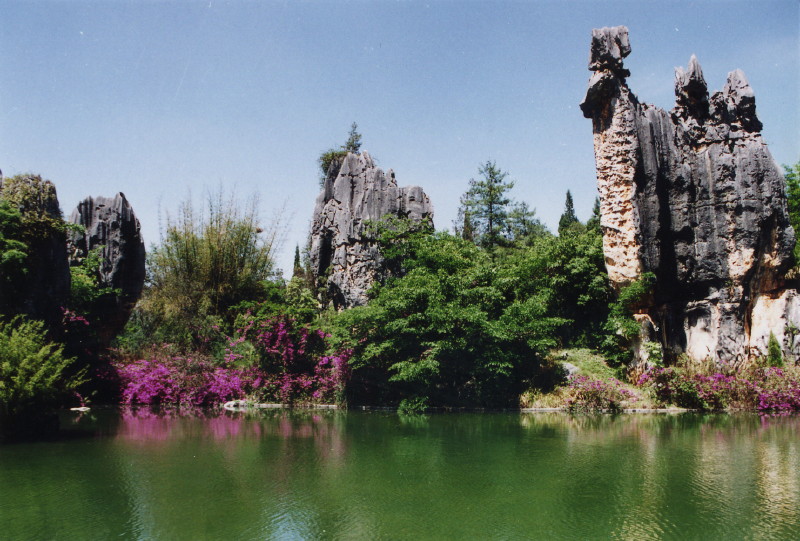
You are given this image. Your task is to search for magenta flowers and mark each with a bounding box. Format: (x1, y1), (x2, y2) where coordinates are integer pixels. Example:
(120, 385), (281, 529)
(115, 316), (351, 407)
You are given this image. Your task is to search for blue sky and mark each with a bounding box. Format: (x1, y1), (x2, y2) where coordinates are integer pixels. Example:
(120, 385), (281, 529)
(3, 0), (798, 277)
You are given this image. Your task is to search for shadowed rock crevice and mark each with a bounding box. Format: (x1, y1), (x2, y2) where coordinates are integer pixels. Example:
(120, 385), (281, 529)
(582, 26), (797, 366)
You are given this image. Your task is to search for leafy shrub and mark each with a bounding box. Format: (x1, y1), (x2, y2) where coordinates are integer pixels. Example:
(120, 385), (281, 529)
(601, 272), (656, 366)
(753, 367), (800, 412)
(397, 396), (428, 415)
(126, 189), (282, 352)
(114, 315), (351, 407)
(331, 225), (564, 408)
(115, 356), (259, 406)
(564, 375), (635, 412)
(68, 247), (118, 316)
(0, 199), (28, 292)
(638, 366), (800, 412)
(0, 317), (85, 418)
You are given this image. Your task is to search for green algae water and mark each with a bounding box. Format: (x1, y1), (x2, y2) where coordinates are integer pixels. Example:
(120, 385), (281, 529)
(1, 410), (798, 540)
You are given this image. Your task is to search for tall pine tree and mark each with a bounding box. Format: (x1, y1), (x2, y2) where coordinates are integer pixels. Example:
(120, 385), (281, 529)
(586, 197), (601, 234)
(458, 161), (515, 253)
(558, 190), (579, 235)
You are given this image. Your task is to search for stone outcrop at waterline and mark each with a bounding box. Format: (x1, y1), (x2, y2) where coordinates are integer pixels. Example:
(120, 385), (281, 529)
(582, 26), (797, 367)
(309, 151), (433, 309)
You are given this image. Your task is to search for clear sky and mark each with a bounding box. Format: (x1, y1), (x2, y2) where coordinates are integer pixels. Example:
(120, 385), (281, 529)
(3, 0), (798, 277)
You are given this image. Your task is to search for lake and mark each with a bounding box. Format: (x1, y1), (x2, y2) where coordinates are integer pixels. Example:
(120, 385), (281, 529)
(1, 409), (798, 540)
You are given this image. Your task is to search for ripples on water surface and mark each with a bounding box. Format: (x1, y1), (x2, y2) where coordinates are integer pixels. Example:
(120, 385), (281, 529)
(1, 409), (798, 540)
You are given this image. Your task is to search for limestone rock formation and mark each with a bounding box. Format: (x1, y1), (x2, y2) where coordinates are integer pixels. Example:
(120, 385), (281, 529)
(0, 174), (70, 329)
(309, 151), (433, 309)
(67, 193), (146, 344)
(582, 26), (797, 366)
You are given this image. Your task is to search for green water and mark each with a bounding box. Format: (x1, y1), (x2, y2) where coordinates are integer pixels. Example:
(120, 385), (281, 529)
(1, 410), (798, 540)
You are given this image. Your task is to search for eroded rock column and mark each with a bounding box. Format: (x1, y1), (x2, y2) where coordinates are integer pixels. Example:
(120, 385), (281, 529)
(309, 151), (433, 309)
(582, 26), (797, 366)
(68, 193), (146, 345)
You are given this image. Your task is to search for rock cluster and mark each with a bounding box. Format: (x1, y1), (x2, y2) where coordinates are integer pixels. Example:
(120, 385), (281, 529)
(309, 151), (433, 309)
(581, 26), (797, 366)
(68, 193), (146, 345)
(0, 175), (70, 328)
(0, 172), (145, 344)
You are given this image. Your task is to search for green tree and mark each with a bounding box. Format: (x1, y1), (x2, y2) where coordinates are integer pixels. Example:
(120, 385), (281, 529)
(343, 122), (362, 153)
(501, 227), (612, 346)
(0, 175), (73, 326)
(318, 122), (363, 185)
(505, 201), (548, 246)
(458, 161), (515, 254)
(0, 316), (85, 438)
(136, 189), (281, 350)
(330, 221), (563, 408)
(292, 245), (303, 278)
(0, 200), (28, 309)
(586, 197), (601, 234)
(785, 160), (800, 262)
(558, 190), (579, 235)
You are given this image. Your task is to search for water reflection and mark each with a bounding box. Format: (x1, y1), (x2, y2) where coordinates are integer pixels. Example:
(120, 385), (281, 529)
(1, 410), (798, 540)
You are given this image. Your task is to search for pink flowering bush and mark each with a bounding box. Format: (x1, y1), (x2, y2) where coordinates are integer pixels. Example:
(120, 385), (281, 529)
(638, 366), (800, 412)
(115, 356), (258, 406)
(114, 315), (351, 407)
(565, 375), (636, 412)
(751, 367), (800, 412)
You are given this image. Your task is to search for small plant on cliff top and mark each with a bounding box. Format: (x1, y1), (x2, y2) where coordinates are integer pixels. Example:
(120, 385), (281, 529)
(318, 122), (362, 185)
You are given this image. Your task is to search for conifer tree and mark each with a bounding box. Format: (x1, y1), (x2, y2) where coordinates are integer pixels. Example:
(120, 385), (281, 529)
(318, 122), (363, 185)
(292, 245), (303, 278)
(459, 161), (515, 253)
(558, 190), (579, 235)
(586, 197), (601, 234)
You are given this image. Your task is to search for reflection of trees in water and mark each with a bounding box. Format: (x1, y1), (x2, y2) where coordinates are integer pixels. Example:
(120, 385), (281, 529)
(519, 413), (800, 539)
(27, 410), (798, 540)
(106, 407), (353, 539)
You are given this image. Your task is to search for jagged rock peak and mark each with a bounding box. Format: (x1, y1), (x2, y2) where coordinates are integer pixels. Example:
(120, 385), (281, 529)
(720, 68), (761, 131)
(68, 193), (146, 346)
(674, 55), (709, 118)
(588, 26), (631, 74)
(582, 27), (795, 368)
(309, 151), (433, 310)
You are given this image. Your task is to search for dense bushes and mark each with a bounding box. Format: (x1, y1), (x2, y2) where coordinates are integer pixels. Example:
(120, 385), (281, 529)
(639, 365), (800, 412)
(564, 375), (636, 412)
(330, 225), (574, 408)
(0, 317), (85, 435)
(114, 315), (350, 407)
(123, 190), (281, 352)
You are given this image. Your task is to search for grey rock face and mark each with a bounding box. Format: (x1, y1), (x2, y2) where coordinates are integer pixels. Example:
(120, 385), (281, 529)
(582, 26), (796, 367)
(68, 193), (146, 344)
(309, 151), (433, 309)
(0, 175), (70, 328)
